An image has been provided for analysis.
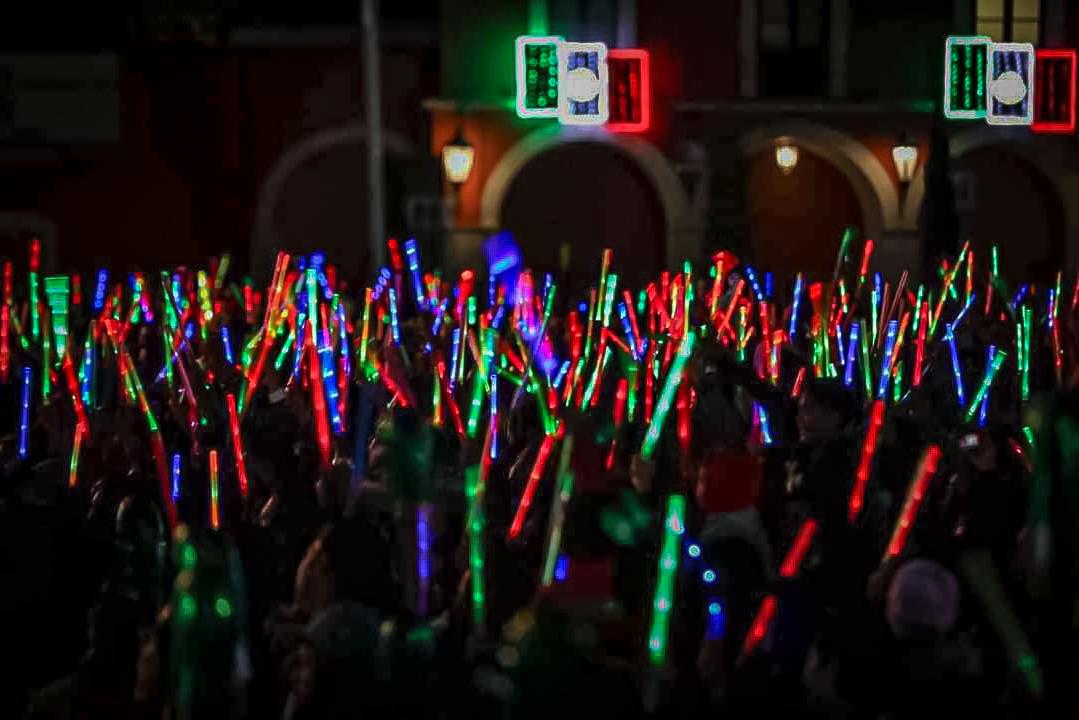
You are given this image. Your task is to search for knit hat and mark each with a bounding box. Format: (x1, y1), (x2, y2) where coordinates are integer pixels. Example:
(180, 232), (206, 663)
(885, 558), (960, 638)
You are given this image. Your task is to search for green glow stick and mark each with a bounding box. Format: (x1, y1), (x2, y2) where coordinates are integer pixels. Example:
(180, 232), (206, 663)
(274, 325), (296, 371)
(893, 360), (903, 404)
(626, 363), (639, 422)
(540, 436), (575, 587)
(1020, 306), (1031, 402)
(965, 349), (1006, 422)
(860, 321), (873, 398)
(640, 332), (696, 460)
(40, 319), (51, 400)
(305, 267), (318, 341)
(466, 359), (486, 438)
(648, 494), (686, 665)
(601, 273), (618, 328)
(44, 276), (69, 360)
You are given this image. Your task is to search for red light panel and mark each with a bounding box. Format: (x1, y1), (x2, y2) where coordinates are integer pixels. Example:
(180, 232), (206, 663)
(607, 49), (650, 133)
(1033, 49), (1077, 134)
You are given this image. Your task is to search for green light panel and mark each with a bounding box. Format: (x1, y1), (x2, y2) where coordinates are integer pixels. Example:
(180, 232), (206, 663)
(516, 35), (561, 118)
(944, 36), (990, 119)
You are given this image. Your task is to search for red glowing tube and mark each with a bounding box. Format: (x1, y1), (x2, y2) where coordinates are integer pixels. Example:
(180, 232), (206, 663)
(457, 270), (475, 322)
(743, 518), (818, 656)
(387, 237), (403, 273)
(508, 430), (559, 539)
(676, 380), (691, 455)
(0, 305), (9, 383)
(849, 400), (886, 523)
(913, 301), (928, 387)
(226, 393), (249, 498)
(857, 239), (875, 286)
(644, 346), (656, 423)
(305, 324), (332, 468)
(791, 366), (807, 398)
(209, 449), (221, 530)
(884, 444), (943, 559)
(61, 354), (89, 435)
(714, 279), (745, 342)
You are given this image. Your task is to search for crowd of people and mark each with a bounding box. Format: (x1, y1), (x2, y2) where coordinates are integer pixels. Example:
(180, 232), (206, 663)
(0, 234), (1077, 719)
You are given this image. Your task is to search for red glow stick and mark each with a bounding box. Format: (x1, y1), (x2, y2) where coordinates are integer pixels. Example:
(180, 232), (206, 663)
(791, 366), (807, 398)
(209, 449), (220, 529)
(61, 354), (89, 434)
(849, 399), (886, 522)
(714, 279), (745, 342)
(305, 322), (332, 468)
(884, 444), (942, 559)
(226, 393), (249, 498)
(743, 518), (818, 655)
(913, 300), (928, 386)
(676, 380), (691, 455)
(508, 429), (559, 539)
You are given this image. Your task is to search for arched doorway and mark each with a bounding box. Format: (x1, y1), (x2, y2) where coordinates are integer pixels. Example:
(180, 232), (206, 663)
(953, 146), (1065, 284)
(500, 141), (666, 294)
(745, 148), (864, 282)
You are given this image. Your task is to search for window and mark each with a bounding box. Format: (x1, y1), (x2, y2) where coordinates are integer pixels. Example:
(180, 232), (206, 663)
(758, 0), (829, 97)
(976, 0), (1040, 44)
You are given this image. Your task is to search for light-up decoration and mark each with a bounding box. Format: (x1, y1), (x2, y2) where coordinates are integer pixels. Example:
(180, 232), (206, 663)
(891, 143), (918, 183)
(516, 35), (562, 118)
(987, 43), (1035, 126)
(558, 41), (608, 126)
(944, 36), (990, 119)
(607, 49), (650, 132)
(648, 493), (685, 665)
(1033, 49), (1077, 134)
(441, 128), (475, 185)
(775, 142), (798, 174)
(44, 276), (70, 360)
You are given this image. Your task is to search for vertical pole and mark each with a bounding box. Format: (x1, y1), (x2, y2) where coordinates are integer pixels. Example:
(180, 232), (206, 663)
(362, 0), (386, 274)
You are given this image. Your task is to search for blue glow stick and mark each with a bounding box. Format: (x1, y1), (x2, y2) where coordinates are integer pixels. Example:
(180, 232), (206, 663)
(171, 453), (181, 502)
(92, 269), (108, 313)
(319, 341), (343, 434)
(432, 298), (450, 336)
(221, 326), (235, 366)
(743, 265), (764, 302)
(844, 321), (860, 388)
(618, 302), (640, 361)
(337, 301), (350, 381)
(788, 273), (803, 339)
(388, 288), (401, 346)
(372, 267), (392, 301)
(553, 360), (570, 390)
(706, 599), (726, 639)
(945, 323), (965, 407)
(18, 365), (31, 460)
(449, 328), (461, 391)
(978, 345), (994, 427)
(291, 312), (306, 381)
(877, 320), (897, 399)
(489, 370), (498, 460)
(835, 322), (845, 367)
(404, 238), (427, 311)
(756, 402), (773, 446)
(417, 502), (432, 616)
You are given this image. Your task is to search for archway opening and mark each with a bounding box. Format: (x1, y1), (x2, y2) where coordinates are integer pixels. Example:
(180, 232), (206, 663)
(500, 141), (666, 295)
(954, 145), (1065, 284)
(746, 147), (864, 282)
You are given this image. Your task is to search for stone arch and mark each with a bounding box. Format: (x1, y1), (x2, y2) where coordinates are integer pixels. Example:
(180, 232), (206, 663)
(480, 124), (697, 268)
(252, 122), (417, 280)
(740, 119), (904, 236)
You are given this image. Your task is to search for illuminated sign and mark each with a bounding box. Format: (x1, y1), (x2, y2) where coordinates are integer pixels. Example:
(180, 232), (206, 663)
(558, 41), (608, 125)
(607, 49), (651, 132)
(516, 35), (562, 118)
(1032, 49), (1076, 134)
(944, 36), (990, 119)
(986, 42), (1035, 126)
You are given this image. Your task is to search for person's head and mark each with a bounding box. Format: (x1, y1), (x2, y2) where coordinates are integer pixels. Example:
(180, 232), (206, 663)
(797, 380), (852, 445)
(885, 558), (959, 640)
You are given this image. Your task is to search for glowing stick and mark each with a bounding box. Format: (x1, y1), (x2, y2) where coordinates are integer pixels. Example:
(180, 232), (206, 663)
(877, 320), (898, 399)
(965, 348), (1006, 422)
(596, 248), (612, 322)
(305, 324), (332, 467)
(417, 502), (432, 617)
(756, 402), (773, 446)
(225, 393), (249, 498)
(913, 301), (928, 386)
(403, 238), (427, 311)
(788, 273), (803, 339)
(92, 269), (108, 314)
(61, 354), (88, 434)
(40, 318), (51, 400)
(648, 493), (686, 665)
(387, 286), (401, 346)
(792, 366), (807, 398)
(714, 279), (745, 341)
(1020, 306), (1031, 402)
(640, 332), (696, 460)
(68, 425), (83, 489)
(618, 302), (640, 362)
(488, 369), (499, 460)
(843, 321), (860, 388)
(884, 444), (936, 557)
(29, 238), (40, 341)
(978, 345), (995, 427)
(318, 340), (343, 434)
(17, 365), (30, 460)
(465, 428), (492, 630)
(870, 273), (881, 346)
(508, 429), (558, 539)
(0, 304), (9, 384)
(171, 453), (181, 503)
(945, 323), (965, 407)
(466, 355), (486, 439)
(743, 518), (817, 656)
(209, 449), (220, 529)
(849, 399), (885, 522)
(541, 437), (575, 587)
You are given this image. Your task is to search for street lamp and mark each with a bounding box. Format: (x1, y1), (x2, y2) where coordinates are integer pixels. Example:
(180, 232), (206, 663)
(775, 140), (798, 175)
(442, 127), (475, 186)
(891, 137), (918, 184)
